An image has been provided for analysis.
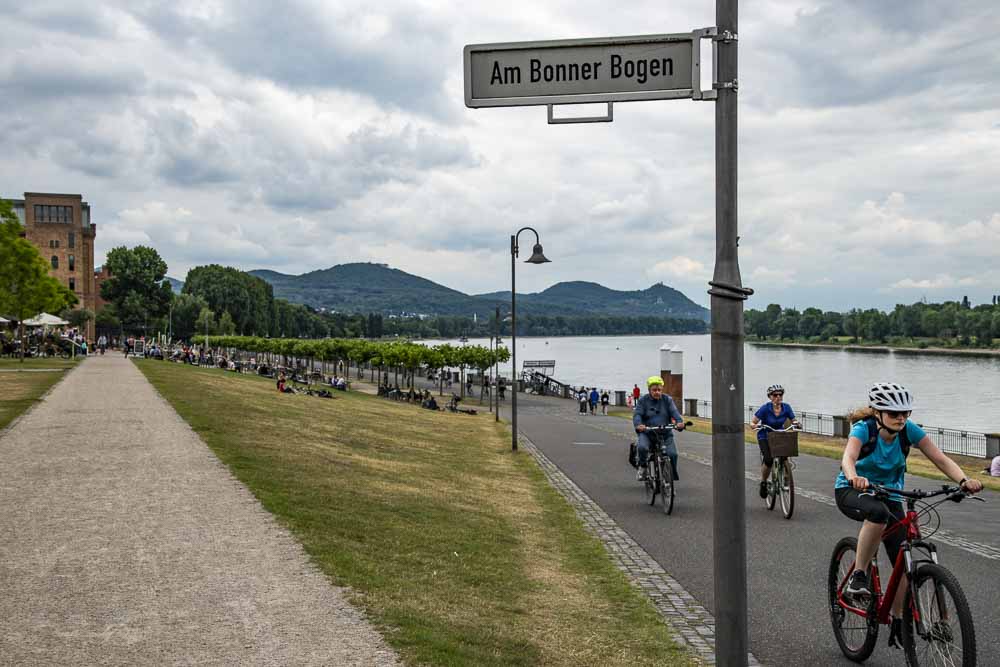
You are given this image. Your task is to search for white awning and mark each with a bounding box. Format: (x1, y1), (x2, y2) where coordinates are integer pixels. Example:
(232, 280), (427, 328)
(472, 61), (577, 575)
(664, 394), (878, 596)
(23, 312), (70, 326)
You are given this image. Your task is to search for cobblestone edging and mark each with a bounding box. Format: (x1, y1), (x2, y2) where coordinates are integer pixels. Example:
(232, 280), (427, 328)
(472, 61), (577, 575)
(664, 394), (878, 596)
(561, 413), (1000, 563)
(518, 433), (760, 666)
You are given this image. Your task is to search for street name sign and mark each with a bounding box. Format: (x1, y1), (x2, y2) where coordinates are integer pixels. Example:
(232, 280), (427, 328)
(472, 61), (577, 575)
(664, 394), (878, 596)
(464, 32), (707, 108)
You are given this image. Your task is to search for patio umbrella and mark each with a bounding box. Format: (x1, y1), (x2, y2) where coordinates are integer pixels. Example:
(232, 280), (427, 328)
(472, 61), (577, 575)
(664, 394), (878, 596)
(23, 312), (70, 326)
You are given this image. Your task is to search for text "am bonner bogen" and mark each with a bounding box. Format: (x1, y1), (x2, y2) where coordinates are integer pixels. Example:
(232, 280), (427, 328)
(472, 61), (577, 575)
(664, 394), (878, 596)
(490, 54), (674, 86)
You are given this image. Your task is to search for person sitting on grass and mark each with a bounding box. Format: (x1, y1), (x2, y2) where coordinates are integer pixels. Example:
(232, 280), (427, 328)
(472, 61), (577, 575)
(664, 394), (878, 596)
(276, 372), (286, 393)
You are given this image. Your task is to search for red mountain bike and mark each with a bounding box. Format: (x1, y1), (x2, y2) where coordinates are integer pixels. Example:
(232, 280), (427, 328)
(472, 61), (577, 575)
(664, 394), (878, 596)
(828, 483), (984, 666)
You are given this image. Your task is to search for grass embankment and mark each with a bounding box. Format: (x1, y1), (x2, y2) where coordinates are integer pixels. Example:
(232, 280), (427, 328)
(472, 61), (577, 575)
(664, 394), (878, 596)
(0, 358), (78, 431)
(135, 360), (694, 667)
(608, 409), (1000, 494)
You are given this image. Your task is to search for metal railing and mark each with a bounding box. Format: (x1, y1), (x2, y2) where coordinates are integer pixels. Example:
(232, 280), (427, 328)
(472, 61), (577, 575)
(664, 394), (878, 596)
(690, 398), (987, 458)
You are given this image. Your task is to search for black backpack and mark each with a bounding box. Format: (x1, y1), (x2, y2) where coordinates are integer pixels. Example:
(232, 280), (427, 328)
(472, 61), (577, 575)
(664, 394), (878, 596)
(857, 416), (911, 461)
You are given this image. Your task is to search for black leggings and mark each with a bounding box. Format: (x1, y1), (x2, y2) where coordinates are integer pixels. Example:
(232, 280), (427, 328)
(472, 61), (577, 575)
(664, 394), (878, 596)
(835, 487), (906, 564)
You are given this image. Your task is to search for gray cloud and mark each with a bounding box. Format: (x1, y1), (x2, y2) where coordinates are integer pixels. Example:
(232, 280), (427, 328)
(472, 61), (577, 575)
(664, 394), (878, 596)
(124, 1), (458, 119)
(0, 1), (997, 311)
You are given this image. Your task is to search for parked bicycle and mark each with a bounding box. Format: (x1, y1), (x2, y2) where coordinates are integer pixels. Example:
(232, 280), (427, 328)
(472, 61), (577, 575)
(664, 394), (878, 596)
(828, 483), (984, 666)
(634, 422), (692, 516)
(753, 423), (801, 519)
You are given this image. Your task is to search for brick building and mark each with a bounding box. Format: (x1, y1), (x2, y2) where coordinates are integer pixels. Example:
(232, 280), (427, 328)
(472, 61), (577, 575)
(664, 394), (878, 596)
(7, 192), (97, 341)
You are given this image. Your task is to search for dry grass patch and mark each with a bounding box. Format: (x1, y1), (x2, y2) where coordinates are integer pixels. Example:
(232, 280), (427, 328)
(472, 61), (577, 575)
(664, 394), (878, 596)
(137, 361), (694, 666)
(0, 362), (75, 431)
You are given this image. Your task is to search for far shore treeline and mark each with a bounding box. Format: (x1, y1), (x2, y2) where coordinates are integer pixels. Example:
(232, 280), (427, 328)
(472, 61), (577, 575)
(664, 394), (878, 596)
(745, 300), (1000, 349)
(85, 244), (996, 349)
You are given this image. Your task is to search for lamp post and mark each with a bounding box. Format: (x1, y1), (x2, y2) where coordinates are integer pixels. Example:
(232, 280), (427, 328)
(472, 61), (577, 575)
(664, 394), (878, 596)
(510, 227), (550, 452)
(494, 306), (500, 423)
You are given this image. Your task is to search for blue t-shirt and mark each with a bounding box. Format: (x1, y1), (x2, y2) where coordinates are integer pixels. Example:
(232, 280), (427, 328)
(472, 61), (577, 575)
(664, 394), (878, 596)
(835, 420), (927, 492)
(754, 403), (796, 442)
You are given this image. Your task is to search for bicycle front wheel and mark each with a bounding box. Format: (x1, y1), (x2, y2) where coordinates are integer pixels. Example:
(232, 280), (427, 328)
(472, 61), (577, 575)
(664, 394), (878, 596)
(764, 469), (777, 511)
(829, 537), (879, 662)
(903, 563), (976, 667)
(658, 458), (674, 516)
(779, 459), (795, 520)
(645, 461), (657, 506)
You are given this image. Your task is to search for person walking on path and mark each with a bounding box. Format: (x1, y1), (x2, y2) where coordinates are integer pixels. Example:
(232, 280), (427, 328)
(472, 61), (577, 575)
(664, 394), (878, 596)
(0, 355), (399, 666)
(600, 389), (610, 415)
(577, 387), (588, 414)
(589, 387), (599, 415)
(632, 384), (641, 406)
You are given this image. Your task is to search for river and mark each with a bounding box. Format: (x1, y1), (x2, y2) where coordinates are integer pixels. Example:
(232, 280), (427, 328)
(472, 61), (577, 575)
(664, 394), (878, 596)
(430, 335), (999, 433)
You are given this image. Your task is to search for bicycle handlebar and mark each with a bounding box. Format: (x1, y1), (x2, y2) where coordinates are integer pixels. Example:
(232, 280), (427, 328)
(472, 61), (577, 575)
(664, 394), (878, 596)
(642, 421), (694, 431)
(863, 482), (983, 503)
(752, 423), (802, 432)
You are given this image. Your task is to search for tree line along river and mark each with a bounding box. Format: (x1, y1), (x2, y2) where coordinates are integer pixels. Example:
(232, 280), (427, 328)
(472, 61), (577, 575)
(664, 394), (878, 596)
(432, 334), (999, 435)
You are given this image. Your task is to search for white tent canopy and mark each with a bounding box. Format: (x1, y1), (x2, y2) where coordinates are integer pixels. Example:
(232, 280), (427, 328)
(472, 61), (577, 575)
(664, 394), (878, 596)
(0, 316), (8, 323)
(23, 312), (69, 326)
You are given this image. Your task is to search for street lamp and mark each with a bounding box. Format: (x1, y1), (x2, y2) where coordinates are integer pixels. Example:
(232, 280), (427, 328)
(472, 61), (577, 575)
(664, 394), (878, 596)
(510, 227), (550, 452)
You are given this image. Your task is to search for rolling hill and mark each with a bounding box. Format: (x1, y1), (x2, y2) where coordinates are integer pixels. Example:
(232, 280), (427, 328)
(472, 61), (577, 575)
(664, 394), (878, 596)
(249, 263), (709, 322)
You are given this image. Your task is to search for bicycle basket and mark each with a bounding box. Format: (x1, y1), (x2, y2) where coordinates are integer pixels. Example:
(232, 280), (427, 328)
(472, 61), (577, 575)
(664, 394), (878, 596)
(768, 431), (799, 458)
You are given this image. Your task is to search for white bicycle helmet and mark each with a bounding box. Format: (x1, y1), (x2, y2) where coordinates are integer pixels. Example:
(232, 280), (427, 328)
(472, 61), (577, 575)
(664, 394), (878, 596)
(766, 384), (784, 396)
(868, 382), (914, 411)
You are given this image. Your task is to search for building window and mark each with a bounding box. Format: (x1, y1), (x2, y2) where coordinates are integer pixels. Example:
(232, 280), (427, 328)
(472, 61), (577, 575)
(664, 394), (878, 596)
(68, 254), (75, 272)
(69, 278), (76, 291)
(51, 255), (59, 270)
(68, 232), (75, 248)
(32, 205), (73, 223)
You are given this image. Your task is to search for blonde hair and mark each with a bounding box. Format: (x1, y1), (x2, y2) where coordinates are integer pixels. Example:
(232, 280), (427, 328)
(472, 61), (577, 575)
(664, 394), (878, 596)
(846, 405), (874, 424)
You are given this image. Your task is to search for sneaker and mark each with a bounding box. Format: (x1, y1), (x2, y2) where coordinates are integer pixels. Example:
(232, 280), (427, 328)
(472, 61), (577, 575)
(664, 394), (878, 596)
(887, 616), (904, 650)
(844, 570), (871, 603)
(759, 481), (768, 499)
(636, 468), (647, 482)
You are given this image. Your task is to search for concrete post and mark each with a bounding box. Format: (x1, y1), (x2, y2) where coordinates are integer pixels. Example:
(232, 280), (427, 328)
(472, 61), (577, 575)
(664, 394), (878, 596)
(685, 398), (699, 417)
(833, 415), (851, 439)
(987, 433), (1000, 459)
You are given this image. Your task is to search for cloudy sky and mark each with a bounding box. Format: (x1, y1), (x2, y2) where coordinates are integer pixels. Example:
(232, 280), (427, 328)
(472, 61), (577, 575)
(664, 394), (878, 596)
(2, 1), (999, 310)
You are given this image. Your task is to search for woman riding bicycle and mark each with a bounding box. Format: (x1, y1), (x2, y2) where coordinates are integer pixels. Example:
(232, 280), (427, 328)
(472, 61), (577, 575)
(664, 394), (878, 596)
(835, 382), (982, 642)
(632, 375), (685, 481)
(751, 384), (799, 499)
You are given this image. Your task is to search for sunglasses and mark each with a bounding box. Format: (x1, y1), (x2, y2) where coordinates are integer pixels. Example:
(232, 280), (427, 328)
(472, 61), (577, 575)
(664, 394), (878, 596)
(770, 392), (784, 397)
(884, 410), (911, 419)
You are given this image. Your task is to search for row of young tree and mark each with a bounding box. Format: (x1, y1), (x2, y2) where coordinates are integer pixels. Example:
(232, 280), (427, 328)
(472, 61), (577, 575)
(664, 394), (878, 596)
(745, 300), (1000, 347)
(200, 335), (510, 395)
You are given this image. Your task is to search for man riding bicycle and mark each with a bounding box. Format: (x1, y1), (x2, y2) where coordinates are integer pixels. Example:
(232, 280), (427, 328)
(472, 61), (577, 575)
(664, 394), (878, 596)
(633, 375), (685, 482)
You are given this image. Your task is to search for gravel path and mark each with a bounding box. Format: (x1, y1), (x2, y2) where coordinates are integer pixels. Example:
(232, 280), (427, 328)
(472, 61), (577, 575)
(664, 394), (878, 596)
(0, 355), (400, 666)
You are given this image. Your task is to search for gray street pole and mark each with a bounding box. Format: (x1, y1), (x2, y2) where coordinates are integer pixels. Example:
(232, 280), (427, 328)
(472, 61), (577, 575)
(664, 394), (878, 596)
(510, 227), (550, 453)
(495, 306), (500, 423)
(510, 234), (518, 452)
(710, 1), (754, 665)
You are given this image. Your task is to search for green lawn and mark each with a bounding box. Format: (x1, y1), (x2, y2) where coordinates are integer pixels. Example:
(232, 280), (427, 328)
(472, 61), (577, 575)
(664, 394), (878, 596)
(135, 360), (695, 667)
(0, 358), (78, 431)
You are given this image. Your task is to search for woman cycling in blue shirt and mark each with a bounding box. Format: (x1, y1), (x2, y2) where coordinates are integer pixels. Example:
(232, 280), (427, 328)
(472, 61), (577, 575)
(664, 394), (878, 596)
(751, 384), (799, 499)
(835, 382), (982, 647)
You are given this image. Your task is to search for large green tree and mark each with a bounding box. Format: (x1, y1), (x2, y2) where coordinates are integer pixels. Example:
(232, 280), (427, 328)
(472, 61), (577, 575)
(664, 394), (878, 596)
(99, 245), (173, 334)
(0, 200), (78, 359)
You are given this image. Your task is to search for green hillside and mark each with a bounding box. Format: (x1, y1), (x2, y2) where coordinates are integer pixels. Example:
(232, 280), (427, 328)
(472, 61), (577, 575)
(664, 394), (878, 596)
(249, 263), (709, 321)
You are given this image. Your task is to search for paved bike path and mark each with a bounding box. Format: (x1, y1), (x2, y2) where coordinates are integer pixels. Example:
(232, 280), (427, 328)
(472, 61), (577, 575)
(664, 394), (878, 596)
(511, 394), (999, 667)
(0, 355), (399, 665)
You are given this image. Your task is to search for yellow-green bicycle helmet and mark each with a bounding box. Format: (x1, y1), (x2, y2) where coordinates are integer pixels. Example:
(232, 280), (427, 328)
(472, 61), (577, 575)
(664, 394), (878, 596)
(647, 375), (664, 387)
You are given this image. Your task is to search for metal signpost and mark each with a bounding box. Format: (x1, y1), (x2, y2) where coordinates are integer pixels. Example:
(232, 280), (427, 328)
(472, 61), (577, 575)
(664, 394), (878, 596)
(465, 1), (751, 663)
